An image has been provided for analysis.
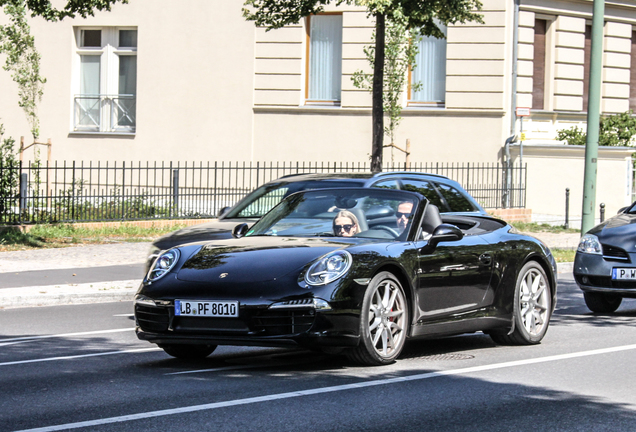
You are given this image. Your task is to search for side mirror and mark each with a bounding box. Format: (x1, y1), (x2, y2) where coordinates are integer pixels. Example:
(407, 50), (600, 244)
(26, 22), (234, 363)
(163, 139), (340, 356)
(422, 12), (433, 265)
(618, 206), (628, 214)
(218, 206), (231, 218)
(232, 223), (249, 238)
(421, 223), (463, 253)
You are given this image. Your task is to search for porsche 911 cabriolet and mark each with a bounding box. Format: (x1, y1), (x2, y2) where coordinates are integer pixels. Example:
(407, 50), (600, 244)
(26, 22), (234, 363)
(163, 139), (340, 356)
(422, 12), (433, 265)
(135, 188), (557, 366)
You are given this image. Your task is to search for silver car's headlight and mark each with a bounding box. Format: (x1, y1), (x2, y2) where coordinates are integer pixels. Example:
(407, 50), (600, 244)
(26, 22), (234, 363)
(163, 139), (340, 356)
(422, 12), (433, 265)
(577, 234), (602, 255)
(304, 250), (352, 286)
(147, 249), (180, 282)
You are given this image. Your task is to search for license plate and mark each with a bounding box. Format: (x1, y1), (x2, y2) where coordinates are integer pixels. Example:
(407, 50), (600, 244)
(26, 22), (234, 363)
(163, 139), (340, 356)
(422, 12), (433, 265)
(175, 300), (239, 317)
(612, 268), (636, 280)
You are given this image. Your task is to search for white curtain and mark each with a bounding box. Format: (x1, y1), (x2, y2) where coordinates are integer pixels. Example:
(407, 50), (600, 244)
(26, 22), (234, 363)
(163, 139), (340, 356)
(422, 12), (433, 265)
(309, 15), (343, 101)
(79, 55), (101, 127)
(412, 24), (447, 103)
(80, 55), (100, 95)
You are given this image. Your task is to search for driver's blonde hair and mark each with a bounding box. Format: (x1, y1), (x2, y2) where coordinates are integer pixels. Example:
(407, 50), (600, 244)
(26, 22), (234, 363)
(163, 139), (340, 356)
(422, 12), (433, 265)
(333, 210), (360, 235)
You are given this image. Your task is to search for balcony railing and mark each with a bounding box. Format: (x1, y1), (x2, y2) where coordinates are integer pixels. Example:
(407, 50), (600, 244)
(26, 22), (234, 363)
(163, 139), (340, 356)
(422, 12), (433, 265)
(74, 94), (136, 133)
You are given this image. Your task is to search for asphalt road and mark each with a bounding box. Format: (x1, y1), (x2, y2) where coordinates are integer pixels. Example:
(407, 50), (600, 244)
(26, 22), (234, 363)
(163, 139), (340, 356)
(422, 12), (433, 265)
(1, 273), (636, 432)
(0, 264), (145, 289)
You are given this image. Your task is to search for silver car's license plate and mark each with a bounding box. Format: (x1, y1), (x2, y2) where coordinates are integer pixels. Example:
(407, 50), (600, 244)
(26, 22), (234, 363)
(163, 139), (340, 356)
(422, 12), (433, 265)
(612, 268), (636, 280)
(175, 300), (239, 317)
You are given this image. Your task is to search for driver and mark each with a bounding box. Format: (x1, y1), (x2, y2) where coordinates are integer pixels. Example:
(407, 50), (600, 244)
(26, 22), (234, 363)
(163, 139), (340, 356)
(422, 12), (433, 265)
(396, 201), (413, 234)
(333, 210), (360, 237)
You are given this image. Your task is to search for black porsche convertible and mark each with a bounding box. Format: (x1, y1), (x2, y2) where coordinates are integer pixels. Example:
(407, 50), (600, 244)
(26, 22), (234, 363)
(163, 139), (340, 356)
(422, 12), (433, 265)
(135, 188), (557, 366)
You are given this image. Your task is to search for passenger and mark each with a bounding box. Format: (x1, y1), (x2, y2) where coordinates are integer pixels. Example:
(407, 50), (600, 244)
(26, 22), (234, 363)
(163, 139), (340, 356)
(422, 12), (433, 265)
(333, 210), (360, 237)
(396, 201), (413, 234)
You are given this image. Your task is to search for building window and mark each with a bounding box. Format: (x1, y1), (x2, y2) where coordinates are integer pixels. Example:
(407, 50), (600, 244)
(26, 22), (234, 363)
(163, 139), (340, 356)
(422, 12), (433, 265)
(631, 30), (636, 112)
(306, 14), (342, 104)
(74, 27), (137, 133)
(532, 19), (548, 110)
(409, 24), (447, 106)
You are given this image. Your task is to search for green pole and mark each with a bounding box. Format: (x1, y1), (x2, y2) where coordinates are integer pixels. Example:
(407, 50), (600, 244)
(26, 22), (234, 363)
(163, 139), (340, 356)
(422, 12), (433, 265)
(581, 0), (604, 234)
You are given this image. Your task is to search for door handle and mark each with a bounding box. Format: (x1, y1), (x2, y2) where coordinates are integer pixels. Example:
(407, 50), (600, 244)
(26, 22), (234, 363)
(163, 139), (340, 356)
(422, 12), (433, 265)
(479, 253), (492, 265)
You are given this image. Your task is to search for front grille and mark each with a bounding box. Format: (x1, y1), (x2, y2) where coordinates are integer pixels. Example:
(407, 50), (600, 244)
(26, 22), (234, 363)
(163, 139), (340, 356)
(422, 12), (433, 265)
(135, 304), (170, 332)
(602, 245), (630, 262)
(252, 309), (316, 336)
(173, 317), (249, 333)
(136, 303), (317, 337)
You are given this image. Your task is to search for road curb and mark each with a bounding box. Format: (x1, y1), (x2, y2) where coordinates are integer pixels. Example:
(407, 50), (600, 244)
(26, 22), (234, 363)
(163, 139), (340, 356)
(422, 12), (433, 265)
(557, 262), (573, 274)
(0, 280), (141, 309)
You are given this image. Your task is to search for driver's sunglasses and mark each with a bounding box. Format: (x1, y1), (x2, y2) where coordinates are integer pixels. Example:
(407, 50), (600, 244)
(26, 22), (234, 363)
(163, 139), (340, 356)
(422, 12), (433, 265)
(396, 212), (410, 219)
(335, 224), (355, 232)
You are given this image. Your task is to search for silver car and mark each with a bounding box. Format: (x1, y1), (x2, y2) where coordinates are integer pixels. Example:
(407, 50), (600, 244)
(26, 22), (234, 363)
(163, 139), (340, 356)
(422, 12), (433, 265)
(574, 202), (636, 312)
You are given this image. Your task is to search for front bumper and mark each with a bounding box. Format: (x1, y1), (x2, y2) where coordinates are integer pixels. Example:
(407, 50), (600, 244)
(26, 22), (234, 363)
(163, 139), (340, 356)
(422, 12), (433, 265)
(574, 252), (636, 298)
(134, 297), (360, 348)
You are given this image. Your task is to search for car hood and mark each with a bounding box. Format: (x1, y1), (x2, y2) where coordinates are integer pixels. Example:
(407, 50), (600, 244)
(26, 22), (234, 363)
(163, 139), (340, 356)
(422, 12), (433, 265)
(588, 212), (636, 249)
(176, 236), (351, 283)
(153, 218), (257, 250)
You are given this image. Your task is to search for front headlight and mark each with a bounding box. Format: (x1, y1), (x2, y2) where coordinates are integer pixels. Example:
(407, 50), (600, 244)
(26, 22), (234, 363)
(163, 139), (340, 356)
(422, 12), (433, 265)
(146, 249), (180, 282)
(577, 234), (602, 255)
(304, 250), (352, 286)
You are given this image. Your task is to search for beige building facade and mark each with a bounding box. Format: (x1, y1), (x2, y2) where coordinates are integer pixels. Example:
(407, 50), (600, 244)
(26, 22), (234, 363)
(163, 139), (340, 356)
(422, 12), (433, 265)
(1, 0), (636, 224)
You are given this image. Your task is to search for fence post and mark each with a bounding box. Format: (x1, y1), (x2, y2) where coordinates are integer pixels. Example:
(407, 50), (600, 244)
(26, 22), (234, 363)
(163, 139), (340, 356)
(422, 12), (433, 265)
(564, 188), (570, 229)
(600, 202), (605, 223)
(172, 169), (179, 218)
(19, 173), (28, 224)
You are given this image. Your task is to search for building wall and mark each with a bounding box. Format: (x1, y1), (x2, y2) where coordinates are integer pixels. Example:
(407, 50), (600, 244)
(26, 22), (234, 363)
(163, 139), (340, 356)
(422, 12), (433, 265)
(0, 1), (257, 163)
(511, 144), (634, 226)
(1, 0), (636, 224)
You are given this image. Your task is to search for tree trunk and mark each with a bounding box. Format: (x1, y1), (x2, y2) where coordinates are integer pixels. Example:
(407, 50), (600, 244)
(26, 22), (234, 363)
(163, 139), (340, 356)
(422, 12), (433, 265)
(370, 13), (385, 173)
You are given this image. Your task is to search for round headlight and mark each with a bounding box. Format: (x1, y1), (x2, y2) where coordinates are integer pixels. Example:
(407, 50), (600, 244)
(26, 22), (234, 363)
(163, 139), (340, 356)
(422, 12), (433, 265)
(305, 250), (352, 286)
(577, 234), (602, 255)
(147, 249), (180, 282)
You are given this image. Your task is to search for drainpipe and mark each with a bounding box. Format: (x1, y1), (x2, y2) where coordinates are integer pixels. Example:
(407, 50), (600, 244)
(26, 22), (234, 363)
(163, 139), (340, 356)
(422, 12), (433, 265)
(504, 0), (521, 209)
(504, 135), (518, 209)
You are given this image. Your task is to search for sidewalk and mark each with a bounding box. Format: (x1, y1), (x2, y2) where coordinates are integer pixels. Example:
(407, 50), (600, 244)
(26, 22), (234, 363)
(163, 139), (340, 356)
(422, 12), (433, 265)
(0, 233), (578, 309)
(0, 242), (150, 309)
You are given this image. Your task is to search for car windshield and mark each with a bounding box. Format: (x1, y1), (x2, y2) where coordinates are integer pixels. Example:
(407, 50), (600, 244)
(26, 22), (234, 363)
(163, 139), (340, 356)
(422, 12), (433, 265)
(223, 180), (366, 219)
(245, 188), (421, 241)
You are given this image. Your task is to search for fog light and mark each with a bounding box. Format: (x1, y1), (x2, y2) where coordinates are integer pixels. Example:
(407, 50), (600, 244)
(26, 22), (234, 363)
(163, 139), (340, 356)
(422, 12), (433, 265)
(582, 276), (589, 284)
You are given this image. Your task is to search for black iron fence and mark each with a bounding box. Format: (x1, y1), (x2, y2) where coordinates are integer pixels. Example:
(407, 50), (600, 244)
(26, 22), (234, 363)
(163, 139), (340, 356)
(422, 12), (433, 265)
(0, 161), (526, 225)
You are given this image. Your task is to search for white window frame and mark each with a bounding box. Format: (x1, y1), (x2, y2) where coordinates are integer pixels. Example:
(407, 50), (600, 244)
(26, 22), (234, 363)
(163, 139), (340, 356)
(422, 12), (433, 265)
(305, 14), (343, 106)
(409, 24), (447, 107)
(72, 27), (138, 134)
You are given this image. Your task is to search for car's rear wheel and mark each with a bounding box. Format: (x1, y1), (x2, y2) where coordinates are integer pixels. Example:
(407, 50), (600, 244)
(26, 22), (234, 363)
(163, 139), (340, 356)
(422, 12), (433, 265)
(490, 261), (551, 345)
(159, 344), (217, 360)
(583, 291), (622, 313)
(347, 272), (408, 366)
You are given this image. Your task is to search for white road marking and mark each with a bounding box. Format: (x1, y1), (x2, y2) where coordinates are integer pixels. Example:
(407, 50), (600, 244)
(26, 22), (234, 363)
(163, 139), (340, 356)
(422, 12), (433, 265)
(13, 343), (636, 432)
(165, 364), (260, 376)
(0, 347), (161, 367)
(0, 328), (134, 347)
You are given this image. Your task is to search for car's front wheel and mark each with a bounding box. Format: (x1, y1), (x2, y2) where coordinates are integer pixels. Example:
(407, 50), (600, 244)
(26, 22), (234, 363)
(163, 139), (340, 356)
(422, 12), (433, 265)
(159, 344), (217, 360)
(583, 291), (622, 313)
(490, 261), (552, 345)
(347, 272), (408, 366)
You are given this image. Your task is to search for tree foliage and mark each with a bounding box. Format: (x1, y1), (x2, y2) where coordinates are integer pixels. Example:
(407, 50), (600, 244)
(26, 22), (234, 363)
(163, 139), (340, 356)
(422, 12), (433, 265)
(352, 16), (420, 155)
(556, 111), (636, 147)
(0, 0), (127, 140)
(0, 2), (46, 139)
(0, 123), (18, 213)
(0, 0), (127, 21)
(243, 0), (483, 171)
